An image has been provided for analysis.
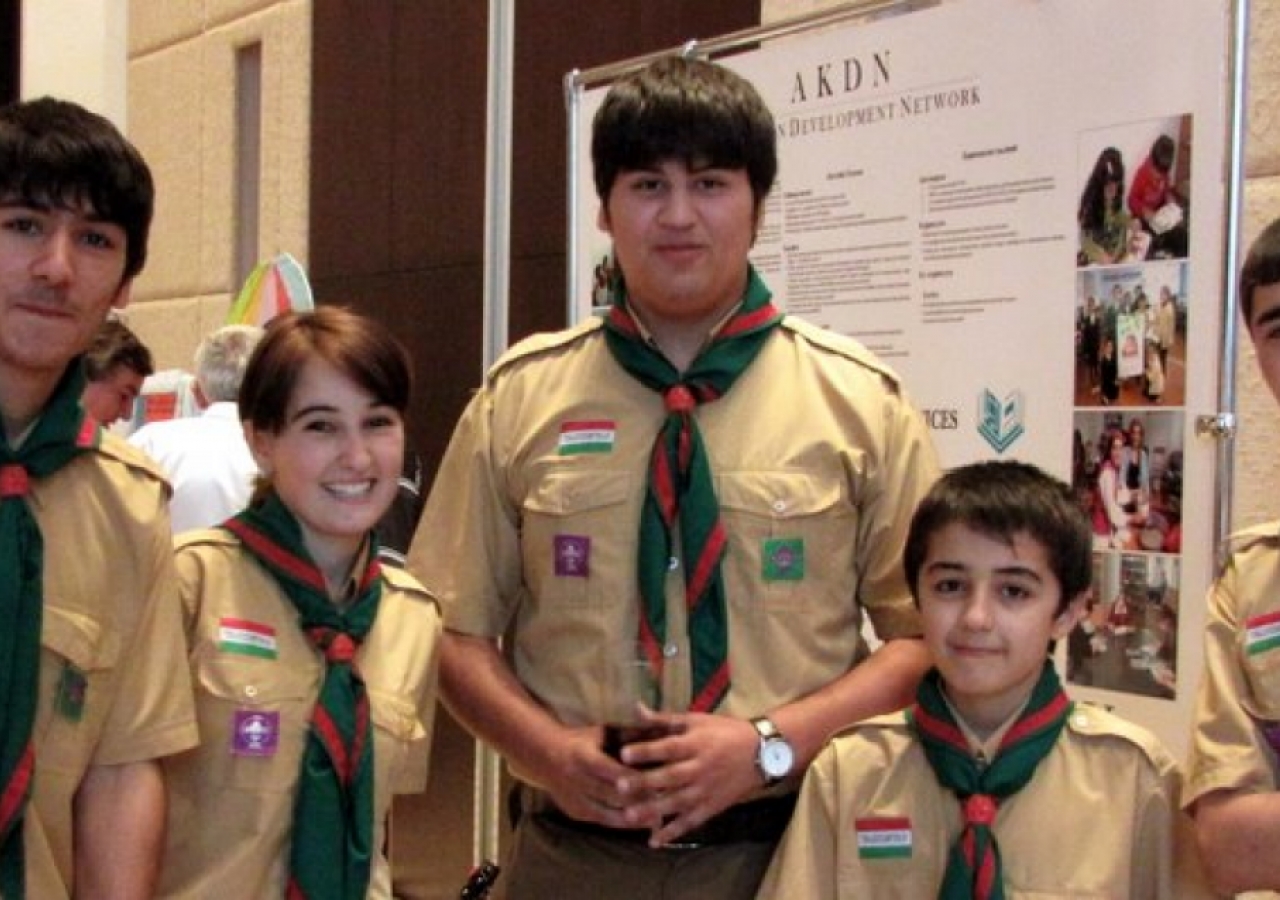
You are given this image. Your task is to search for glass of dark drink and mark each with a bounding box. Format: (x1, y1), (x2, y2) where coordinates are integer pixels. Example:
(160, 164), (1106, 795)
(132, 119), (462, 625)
(600, 640), (665, 763)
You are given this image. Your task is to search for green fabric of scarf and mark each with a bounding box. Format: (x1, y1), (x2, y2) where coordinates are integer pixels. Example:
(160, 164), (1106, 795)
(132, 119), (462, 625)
(224, 493), (382, 900)
(908, 661), (1072, 900)
(0, 362), (99, 899)
(602, 267), (782, 712)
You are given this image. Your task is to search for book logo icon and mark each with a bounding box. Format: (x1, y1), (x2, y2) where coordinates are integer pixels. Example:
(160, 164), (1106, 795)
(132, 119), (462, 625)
(976, 388), (1025, 453)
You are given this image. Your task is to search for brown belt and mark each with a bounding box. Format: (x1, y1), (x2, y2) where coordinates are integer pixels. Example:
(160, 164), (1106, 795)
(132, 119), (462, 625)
(534, 793), (797, 849)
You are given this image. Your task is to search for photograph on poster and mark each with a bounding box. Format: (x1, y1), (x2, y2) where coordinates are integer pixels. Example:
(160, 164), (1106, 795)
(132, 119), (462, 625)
(1077, 114), (1191, 267)
(1074, 260), (1188, 408)
(1073, 408), (1183, 555)
(1069, 550), (1179, 701)
(588, 249), (618, 316)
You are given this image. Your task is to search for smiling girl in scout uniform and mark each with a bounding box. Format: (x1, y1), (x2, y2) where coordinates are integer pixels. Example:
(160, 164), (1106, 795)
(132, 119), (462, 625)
(156, 307), (442, 900)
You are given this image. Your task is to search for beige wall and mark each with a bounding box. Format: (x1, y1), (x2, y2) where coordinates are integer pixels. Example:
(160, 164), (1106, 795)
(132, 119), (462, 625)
(21, 0), (127, 126)
(764, 0), (1280, 533)
(124, 0), (311, 372)
(119, 0), (1280, 530)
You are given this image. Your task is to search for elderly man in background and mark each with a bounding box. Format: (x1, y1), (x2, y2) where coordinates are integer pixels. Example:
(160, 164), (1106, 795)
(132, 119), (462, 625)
(129, 323), (262, 533)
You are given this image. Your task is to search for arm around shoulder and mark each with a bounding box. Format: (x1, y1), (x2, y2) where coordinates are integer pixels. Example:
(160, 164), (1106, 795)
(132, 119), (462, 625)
(770, 637), (931, 771)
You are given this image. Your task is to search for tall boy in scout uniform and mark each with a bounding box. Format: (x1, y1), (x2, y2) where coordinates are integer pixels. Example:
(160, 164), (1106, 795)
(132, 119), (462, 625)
(758, 461), (1192, 899)
(408, 55), (938, 899)
(1186, 215), (1280, 895)
(0, 97), (197, 899)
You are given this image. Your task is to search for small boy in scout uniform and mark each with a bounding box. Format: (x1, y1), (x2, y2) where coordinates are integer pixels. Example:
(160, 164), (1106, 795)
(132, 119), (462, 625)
(757, 460), (1198, 899)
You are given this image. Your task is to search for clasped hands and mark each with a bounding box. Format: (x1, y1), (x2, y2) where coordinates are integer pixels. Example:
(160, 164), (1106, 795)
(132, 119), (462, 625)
(546, 706), (764, 848)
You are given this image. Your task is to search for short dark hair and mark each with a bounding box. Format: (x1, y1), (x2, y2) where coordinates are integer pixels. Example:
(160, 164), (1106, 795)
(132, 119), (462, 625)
(1150, 134), (1175, 174)
(1240, 216), (1280, 324)
(83, 317), (154, 381)
(904, 460), (1092, 614)
(591, 55), (777, 208)
(0, 96), (154, 284)
(239, 306), (412, 435)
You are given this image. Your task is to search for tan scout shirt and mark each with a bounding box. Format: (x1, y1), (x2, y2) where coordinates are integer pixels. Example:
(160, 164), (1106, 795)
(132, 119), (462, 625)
(757, 704), (1198, 899)
(158, 530), (442, 900)
(22, 435), (198, 900)
(1186, 524), (1280, 810)
(409, 314), (939, 726)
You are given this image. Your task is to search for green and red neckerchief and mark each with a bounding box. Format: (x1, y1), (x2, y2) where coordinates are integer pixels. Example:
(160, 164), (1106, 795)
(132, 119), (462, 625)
(908, 661), (1072, 900)
(223, 493), (382, 900)
(602, 266), (782, 712)
(0, 361), (101, 899)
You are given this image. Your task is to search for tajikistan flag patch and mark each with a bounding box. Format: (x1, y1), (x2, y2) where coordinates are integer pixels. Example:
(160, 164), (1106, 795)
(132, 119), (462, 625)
(854, 816), (912, 859)
(1246, 611), (1280, 657)
(558, 420), (616, 455)
(218, 618), (278, 659)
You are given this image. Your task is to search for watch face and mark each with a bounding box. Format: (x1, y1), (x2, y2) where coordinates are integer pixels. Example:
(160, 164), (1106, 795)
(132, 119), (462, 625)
(760, 739), (794, 778)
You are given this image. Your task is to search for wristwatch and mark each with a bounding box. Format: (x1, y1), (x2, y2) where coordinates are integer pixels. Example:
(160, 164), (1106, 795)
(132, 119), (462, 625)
(750, 716), (795, 785)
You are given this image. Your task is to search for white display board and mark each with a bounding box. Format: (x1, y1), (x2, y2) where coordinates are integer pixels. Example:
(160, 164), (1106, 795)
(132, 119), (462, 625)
(568, 0), (1235, 758)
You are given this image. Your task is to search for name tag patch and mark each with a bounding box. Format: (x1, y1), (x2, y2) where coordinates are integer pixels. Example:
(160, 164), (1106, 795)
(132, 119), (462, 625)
(558, 420), (616, 455)
(1246, 611), (1280, 657)
(855, 816), (913, 859)
(219, 618), (278, 659)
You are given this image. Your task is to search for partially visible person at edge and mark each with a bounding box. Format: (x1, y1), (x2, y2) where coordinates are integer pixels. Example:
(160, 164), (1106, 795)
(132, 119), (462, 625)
(0, 96), (197, 899)
(406, 55), (939, 900)
(756, 460), (1207, 899)
(80, 314), (153, 426)
(128, 323), (263, 533)
(156, 307), (443, 899)
(1185, 215), (1280, 895)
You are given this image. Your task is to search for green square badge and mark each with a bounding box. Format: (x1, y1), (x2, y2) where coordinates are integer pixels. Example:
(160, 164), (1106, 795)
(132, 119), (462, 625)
(762, 537), (805, 582)
(55, 662), (88, 722)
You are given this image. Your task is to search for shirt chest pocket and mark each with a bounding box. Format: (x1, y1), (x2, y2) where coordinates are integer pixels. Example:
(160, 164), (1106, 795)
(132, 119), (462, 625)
(717, 472), (855, 609)
(193, 652), (316, 792)
(36, 605), (121, 774)
(521, 470), (634, 608)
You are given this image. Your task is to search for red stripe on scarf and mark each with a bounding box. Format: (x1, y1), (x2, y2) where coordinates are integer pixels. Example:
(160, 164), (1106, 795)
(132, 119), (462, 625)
(976, 844), (997, 899)
(686, 523), (726, 608)
(650, 443), (678, 526)
(74, 418), (100, 449)
(910, 702), (968, 749)
(286, 878), (307, 899)
(676, 418), (692, 472)
(1000, 691), (1070, 748)
(638, 622), (666, 683)
(690, 663), (729, 713)
(226, 520), (329, 594)
(312, 705), (352, 784)
(717, 303), (781, 338)
(607, 305), (641, 337)
(0, 744), (32, 832)
(356, 555), (381, 594)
